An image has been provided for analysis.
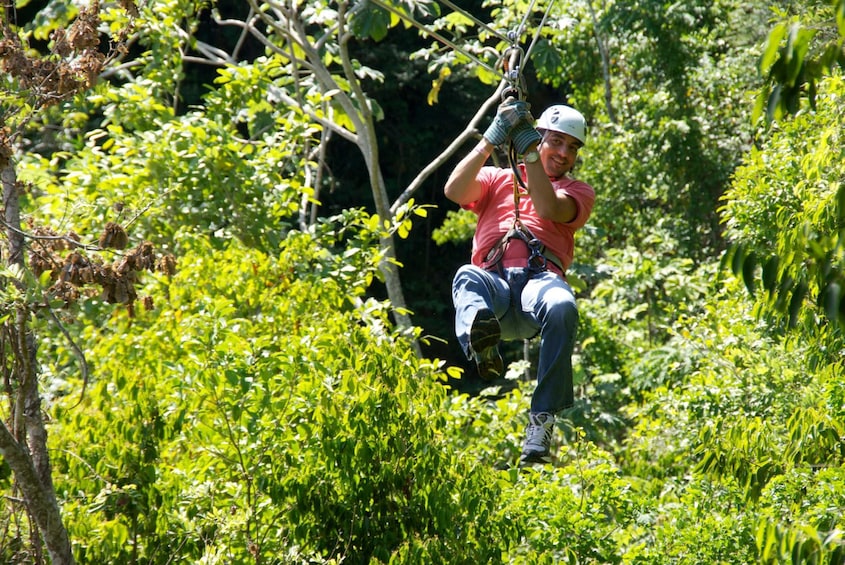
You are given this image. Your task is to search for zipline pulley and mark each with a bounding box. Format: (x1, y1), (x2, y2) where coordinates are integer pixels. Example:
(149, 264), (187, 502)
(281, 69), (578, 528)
(501, 41), (526, 101)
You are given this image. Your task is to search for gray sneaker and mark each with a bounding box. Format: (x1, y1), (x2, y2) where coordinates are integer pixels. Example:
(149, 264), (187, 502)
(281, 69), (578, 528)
(520, 412), (555, 466)
(470, 309), (502, 381)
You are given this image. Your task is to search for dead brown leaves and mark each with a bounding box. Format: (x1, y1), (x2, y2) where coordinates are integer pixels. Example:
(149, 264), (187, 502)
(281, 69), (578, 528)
(0, 1), (137, 108)
(28, 224), (176, 315)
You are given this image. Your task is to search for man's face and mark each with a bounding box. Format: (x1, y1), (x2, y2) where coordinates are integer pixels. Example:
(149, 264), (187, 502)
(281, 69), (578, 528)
(539, 131), (582, 179)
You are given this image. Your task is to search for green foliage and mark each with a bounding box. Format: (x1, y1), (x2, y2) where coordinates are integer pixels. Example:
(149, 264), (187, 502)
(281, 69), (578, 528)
(431, 208), (476, 245)
(48, 228), (522, 563)
(579, 229), (711, 382)
(758, 466), (845, 564)
(5, 0), (845, 563)
(631, 477), (758, 564)
(754, 0), (845, 123)
(19, 61), (314, 252)
(696, 415), (786, 502)
(498, 444), (637, 564)
(722, 75), (845, 328)
(416, 0), (760, 261)
(616, 273), (845, 562)
(349, 0), (441, 43)
(534, 0), (759, 258)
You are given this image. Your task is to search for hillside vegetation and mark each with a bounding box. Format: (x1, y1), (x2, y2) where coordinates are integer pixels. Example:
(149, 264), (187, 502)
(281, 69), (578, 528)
(0, 0), (843, 563)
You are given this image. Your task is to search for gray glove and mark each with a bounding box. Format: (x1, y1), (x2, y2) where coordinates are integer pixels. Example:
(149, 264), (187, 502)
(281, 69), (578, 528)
(483, 98), (531, 147)
(511, 119), (542, 155)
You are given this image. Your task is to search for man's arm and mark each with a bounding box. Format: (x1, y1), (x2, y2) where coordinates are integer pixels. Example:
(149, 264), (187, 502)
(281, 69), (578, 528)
(523, 143), (578, 224)
(444, 139), (493, 206)
(446, 98), (534, 205)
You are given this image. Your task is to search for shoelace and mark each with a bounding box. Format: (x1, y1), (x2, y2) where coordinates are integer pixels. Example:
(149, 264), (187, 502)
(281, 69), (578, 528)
(526, 414), (554, 447)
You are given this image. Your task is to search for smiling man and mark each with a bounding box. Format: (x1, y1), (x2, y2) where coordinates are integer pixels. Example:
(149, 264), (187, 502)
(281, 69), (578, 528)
(445, 101), (596, 467)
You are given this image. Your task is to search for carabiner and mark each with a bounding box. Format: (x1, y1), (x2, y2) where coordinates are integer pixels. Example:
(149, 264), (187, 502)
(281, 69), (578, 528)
(501, 43), (525, 101)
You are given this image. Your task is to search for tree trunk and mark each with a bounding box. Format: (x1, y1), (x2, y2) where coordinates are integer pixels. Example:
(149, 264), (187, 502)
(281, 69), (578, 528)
(359, 125), (421, 356)
(588, 0), (617, 124)
(2, 162), (75, 565)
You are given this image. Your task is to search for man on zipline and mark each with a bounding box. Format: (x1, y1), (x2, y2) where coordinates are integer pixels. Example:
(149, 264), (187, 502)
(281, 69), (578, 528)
(445, 99), (595, 466)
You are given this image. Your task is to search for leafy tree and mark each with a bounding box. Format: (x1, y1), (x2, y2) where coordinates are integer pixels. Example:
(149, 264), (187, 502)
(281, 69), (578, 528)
(754, 0), (845, 123)
(724, 0), (845, 329)
(421, 0), (766, 258)
(46, 220), (528, 563)
(0, 3), (169, 562)
(722, 75), (844, 330)
(3, 0), (845, 563)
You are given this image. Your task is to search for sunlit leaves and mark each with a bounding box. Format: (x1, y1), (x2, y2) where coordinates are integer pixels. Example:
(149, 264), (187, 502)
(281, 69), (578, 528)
(431, 208), (477, 245)
(723, 76), (845, 328)
(391, 198), (430, 239)
(46, 230), (523, 562)
(22, 0), (79, 41)
(754, 0), (845, 124)
(5, 0), (845, 562)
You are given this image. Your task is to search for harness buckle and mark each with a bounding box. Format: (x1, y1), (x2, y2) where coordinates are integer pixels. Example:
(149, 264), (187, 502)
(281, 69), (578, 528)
(526, 239), (547, 272)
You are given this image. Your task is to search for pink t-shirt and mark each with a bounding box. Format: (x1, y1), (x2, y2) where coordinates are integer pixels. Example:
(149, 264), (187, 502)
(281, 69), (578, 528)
(463, 165), (595, 272)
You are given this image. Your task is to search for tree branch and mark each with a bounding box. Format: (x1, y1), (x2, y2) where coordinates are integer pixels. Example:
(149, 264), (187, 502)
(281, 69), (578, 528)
(0, 421), (73, 564)
(588, 0), (616, 124)
(244, 0), (362, 144)
(390, 82), (505, 214)
(44, 303), (90, 409)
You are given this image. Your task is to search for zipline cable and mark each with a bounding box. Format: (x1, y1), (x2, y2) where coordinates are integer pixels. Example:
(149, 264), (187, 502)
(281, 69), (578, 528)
(522, 0), (556, 71)
(367, 0), (504, 79)
(436, 0), (510, 43)
(367, 0), (557, 91)
(501, 0), (557, 97)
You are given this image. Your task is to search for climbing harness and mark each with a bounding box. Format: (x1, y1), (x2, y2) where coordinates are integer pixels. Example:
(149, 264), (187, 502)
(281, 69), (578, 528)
(482, 170), (565, 276)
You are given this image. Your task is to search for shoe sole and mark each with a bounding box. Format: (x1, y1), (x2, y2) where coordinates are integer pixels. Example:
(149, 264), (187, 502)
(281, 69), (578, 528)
(470, 310), (500, 351)
(477, 351), (503, 381)
(470, 310), (502, 380)
(519, 452), (552, 467)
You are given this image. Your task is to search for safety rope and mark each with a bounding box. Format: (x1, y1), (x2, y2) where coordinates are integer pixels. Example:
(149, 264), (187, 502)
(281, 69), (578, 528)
(500, 0), (556, 192)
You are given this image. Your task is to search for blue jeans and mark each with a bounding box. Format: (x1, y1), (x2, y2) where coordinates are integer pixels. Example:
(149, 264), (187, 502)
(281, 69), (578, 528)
(451, 264), (578, 413)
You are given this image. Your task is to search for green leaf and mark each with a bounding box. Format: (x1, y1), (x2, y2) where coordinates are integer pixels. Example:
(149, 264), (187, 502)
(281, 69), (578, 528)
(838, 0), (845, 37)
(730, 243), (746, 276)
(762, 255), (779, 293)
(822, 281), (841, 323)
(742, 252), (757, 295)
(350, 2), (391, 41)
(784, 27), (816, 86)
(788, 279), (808, 327)
(837, 183), (845, 233)
(760, 22), (788, 75)
(766, 83), (783, 123)
(791, 538), (804, 565)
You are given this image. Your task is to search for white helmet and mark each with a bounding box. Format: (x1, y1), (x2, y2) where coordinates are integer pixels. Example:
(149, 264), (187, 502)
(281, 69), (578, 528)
(536, 105), (587, 145)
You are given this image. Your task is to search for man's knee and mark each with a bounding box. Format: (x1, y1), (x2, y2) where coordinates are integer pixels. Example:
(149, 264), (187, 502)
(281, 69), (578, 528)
(544, 292), (578, 327)
(452, 264), (490, 292)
